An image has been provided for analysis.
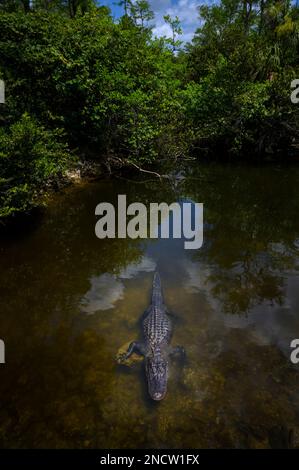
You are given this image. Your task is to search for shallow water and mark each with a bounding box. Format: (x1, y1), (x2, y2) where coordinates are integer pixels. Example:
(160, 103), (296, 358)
(0, 163), (299, 448)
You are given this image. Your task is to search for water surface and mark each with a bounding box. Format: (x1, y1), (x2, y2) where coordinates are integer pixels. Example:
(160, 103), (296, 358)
(1, 163), (299, 448)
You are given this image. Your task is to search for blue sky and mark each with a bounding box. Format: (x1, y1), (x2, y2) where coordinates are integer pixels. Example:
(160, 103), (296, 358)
(100, 1), (204, 43)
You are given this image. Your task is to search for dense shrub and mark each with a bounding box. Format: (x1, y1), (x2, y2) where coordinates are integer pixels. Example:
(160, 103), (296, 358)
(0, 114), (71, 217)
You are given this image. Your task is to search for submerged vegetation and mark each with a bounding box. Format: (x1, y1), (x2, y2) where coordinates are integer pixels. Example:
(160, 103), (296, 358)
(0, 0), (299, 217)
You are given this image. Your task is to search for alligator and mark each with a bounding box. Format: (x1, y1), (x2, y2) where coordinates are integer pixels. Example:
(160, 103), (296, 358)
(120, 272), (184, 401)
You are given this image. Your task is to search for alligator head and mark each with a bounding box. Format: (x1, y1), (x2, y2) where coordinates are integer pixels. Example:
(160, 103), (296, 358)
(145, 355), (168, 401)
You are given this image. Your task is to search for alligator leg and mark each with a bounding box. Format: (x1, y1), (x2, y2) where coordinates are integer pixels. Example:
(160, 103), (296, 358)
(123, 341), (145, 359)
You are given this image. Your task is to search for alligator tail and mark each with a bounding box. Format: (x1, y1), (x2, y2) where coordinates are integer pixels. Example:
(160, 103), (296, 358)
(152, 271), (163, 307)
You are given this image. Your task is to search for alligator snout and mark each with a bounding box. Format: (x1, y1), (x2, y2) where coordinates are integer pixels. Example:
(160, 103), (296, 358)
(152, 391), (166, 401)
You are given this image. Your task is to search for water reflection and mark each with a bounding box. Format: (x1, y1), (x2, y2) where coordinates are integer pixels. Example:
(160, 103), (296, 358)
(81, 274), (125, 313)
(81, 256), (156, 313)
(0, 165), (299, 448)
(182, 165), (299, 315)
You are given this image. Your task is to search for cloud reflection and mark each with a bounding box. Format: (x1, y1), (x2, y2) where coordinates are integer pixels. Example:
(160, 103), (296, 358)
(80, 256), (156, 313)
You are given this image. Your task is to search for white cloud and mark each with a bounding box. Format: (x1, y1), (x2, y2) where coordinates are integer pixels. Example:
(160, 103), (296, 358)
(80, 256), (156, 313)
(80, 273), (124, 313)
(119, 256), (156, 279)
(152, 0), (201, 44)
(153, 23), (173, 38)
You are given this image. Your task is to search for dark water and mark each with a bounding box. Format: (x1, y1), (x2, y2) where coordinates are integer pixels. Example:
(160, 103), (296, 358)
(1, 163), (299, 449)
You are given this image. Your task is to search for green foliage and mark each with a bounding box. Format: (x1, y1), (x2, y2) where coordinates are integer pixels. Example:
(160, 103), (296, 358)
(129, 0), (154, 29)
(163, 14), (183, 52)
(186, 0), (299, 156)
(0, 10), (186, 162)
(1, 1), (299, 218)
(0, 8), (188, 218)
(0, 114), (71, 217)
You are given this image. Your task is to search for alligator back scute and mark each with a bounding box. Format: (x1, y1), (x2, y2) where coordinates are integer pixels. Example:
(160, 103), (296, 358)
(151, 271), (164, 309)
(143, 308), (172, 347)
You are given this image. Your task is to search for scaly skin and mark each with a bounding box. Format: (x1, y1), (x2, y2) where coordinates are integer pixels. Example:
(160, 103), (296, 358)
(122, 272), (184, 401)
